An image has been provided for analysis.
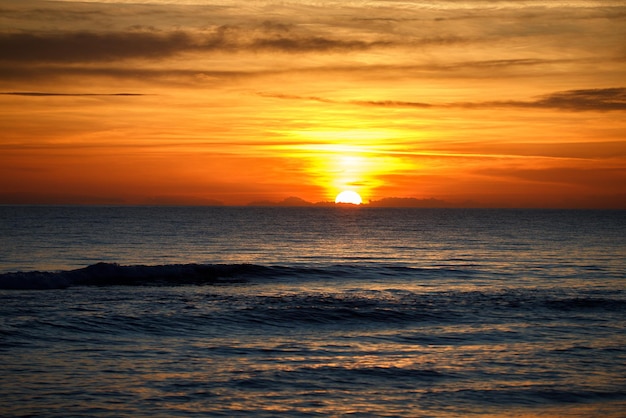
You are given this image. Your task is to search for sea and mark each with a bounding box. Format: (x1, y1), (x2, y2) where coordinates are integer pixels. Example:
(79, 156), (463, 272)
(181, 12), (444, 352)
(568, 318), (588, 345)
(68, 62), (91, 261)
(0, 206), (625, 417)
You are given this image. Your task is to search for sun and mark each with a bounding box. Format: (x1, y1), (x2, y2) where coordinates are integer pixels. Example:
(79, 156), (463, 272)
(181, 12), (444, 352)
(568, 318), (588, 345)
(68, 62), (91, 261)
(335, 190), (363, 205)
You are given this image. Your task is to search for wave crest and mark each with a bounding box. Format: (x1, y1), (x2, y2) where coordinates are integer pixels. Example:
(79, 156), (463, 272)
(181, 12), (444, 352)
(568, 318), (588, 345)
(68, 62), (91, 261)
(0, 262), (269, 290)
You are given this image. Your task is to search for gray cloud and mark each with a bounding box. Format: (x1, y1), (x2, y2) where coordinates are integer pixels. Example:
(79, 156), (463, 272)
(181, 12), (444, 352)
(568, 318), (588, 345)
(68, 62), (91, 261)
(531, 88), (626, 111)
(0, 27), (388, 63)
(469, 88), (626, 111)
(0, 31), (196, 63)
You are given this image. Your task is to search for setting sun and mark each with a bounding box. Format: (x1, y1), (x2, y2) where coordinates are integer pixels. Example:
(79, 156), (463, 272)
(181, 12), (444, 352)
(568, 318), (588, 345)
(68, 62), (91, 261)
(335, 191), (363, 205)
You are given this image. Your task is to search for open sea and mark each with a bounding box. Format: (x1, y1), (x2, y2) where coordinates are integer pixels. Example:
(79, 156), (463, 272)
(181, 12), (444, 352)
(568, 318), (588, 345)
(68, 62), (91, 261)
(0, 206), (625, 417)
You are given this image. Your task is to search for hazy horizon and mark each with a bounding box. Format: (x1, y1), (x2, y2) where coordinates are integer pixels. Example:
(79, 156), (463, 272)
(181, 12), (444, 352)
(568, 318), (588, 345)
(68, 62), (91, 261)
(1, 196), (623, 209)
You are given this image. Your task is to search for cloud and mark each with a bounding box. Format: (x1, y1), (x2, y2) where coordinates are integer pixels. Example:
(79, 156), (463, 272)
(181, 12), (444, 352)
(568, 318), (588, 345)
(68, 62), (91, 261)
(0, 65), (257, 85)
(251, 36), (389, 52)
(449, 58), (573, 69)
(399, 87), (626, 111)
(0, 92), (146, 97)
(261, 88), (626, 112)
(468, 88), (626, 111)
(475, 166), (626, 189)
(0, 26), (388, 64)
(531, 88), (626, 111)
(351, 99), (433, 108)
(0, 56), (597, 89)
(0, 31), (195, 63)
(257, 92), (433, 108)
(257, 93), (340, 105)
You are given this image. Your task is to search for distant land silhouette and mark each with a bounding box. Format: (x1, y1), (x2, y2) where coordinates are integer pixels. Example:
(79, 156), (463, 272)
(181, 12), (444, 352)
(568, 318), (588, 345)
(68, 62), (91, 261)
(246, 196), (473, 208)
(247, 196), (314, 207)
(142, 196), (225, 206)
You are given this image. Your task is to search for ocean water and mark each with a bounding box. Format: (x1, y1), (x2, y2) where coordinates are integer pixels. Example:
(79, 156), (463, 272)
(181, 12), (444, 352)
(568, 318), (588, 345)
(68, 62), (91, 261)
(0, 206), (625, 417)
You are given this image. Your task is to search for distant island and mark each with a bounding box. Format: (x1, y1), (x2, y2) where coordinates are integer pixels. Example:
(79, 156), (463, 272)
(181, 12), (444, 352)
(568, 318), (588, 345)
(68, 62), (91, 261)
(245, 196), (473, 208)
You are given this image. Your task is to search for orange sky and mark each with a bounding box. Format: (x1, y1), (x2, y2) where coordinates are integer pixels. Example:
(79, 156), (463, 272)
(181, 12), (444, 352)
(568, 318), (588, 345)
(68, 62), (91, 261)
(1, 0), (625, 207)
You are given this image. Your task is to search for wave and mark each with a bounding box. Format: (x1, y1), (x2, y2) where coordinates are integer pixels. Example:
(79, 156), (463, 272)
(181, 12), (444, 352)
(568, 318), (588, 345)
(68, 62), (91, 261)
(0, 262), (433, 290)
(0, 262), (274, 289)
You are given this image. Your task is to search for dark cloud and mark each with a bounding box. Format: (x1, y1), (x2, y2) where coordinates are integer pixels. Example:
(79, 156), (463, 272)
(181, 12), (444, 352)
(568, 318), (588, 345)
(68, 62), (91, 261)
(0, 31), (195, 63)
(532, 88), (626, 111)
(466, 88), (626, 111)
(0, 27), (387, 63)
(410, 87), (626, 111)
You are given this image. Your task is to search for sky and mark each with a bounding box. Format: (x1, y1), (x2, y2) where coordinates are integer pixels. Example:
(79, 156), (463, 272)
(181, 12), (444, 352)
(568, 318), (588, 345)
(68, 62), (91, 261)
(1, 0), (625, 208)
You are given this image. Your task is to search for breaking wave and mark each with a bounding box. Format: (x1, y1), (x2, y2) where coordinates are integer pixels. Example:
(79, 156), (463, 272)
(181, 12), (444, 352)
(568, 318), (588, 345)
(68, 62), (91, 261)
(0, 262), (433, 290)
(0, 262), (271, 289)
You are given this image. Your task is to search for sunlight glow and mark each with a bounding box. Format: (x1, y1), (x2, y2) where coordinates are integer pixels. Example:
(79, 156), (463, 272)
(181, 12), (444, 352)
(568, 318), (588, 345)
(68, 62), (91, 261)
(276, 131), (415, 202)
(335, 190), (363, 205)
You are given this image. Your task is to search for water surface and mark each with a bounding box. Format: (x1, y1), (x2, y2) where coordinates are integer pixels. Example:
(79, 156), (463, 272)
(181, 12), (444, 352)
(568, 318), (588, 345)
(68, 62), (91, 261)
(1, 207), (624, 416)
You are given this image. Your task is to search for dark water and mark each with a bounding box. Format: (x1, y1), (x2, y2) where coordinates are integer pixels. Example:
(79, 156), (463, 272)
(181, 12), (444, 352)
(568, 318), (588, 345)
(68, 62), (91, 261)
(1, 206), (625, 416)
